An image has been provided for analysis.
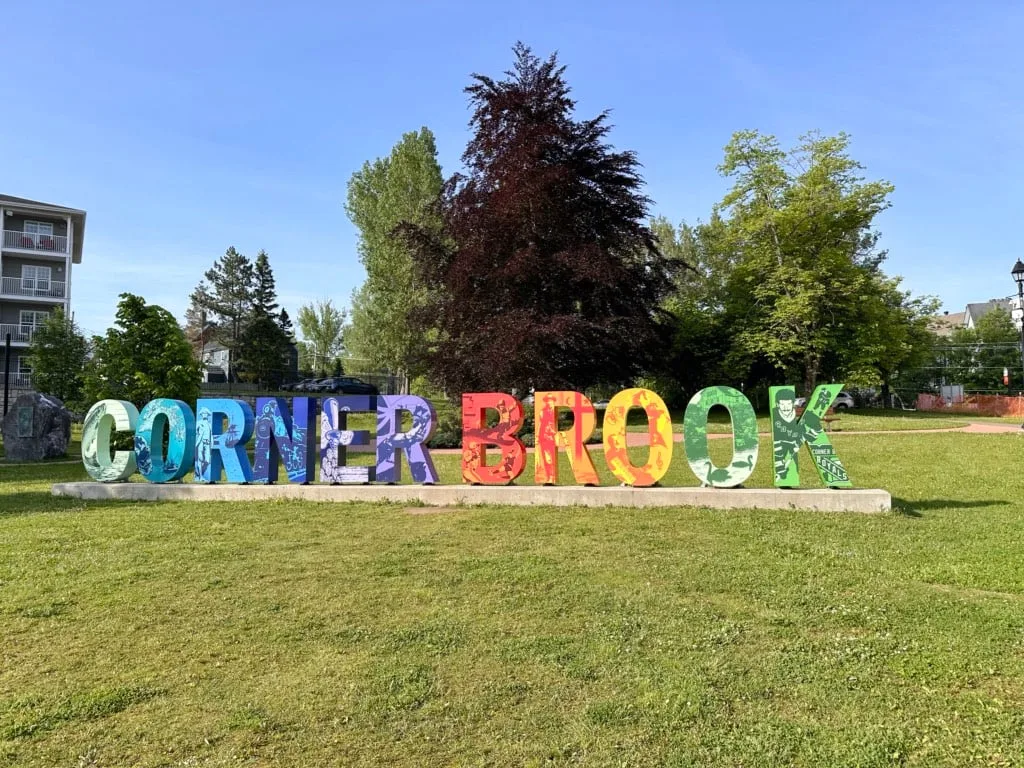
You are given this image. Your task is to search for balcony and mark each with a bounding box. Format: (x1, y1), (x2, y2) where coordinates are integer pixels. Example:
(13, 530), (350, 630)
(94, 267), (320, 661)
(0, 276), (66, 300)
(0, 323), (36, 344)
(0, 371), (32, 390)
(2, 230), (69, 255)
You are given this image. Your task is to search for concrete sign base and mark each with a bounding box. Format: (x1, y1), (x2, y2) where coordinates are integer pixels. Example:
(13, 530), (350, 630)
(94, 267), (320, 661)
(52, 482), (891, 513)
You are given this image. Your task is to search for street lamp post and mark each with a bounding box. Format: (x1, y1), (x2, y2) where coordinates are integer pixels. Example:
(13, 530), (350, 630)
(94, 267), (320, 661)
(1011, 260), (1024, 427)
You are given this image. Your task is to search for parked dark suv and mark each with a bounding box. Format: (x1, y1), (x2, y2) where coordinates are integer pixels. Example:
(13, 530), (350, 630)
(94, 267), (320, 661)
(312, 376), (379, 395)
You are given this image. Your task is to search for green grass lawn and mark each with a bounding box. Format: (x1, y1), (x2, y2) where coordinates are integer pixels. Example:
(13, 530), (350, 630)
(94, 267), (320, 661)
(4, 431), (1024, 766)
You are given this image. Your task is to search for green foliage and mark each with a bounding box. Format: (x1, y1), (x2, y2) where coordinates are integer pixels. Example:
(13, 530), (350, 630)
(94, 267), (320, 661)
(656, 130), (935, 403)
(717, 130), (894, 392)
(235, 314), (292, 387)
(188, 248), (293, 382)
(842, 276), (940, 397)
(83, 293), (201, 408)
(26, 308), (88, 407)
(297, 299), (346, 375)
(251, 250), (279, 319)
(235, 250), (293, 386)
(189, 247), (255, 365)
(945, 308), (1021, 392)
(345, 127), (443, 374)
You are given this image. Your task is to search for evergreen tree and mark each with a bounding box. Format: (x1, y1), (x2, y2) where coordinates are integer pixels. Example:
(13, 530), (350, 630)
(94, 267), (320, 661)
(189, 246), (254, 378)
(278, 308), (294, 338)
(252, 249), (279, 318)
(236, 314), (291, 387)
(237, 249), (291, 386)
(404, 44), (679, 394)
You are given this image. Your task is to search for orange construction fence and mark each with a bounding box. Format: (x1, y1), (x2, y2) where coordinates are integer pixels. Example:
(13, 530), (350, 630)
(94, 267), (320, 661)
(916, 393), (1024, 417)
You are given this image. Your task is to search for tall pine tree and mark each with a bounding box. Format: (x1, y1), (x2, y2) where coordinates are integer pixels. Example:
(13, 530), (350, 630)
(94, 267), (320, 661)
(404, 44), (679, 393)
(189, 246), (254, 378)
(189, 247), (293, 385)
(252, 250), (279, 318)
(240, 250), (291, 386)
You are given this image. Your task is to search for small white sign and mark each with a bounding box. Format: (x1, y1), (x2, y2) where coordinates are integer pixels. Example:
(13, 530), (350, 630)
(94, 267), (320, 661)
(1012, 308), (1024, 320)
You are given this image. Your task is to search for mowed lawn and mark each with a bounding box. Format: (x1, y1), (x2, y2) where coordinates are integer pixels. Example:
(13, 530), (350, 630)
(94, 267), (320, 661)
(3, 431), (1024, 766)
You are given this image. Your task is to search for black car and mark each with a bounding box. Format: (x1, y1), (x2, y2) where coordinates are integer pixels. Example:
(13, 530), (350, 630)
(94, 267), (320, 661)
(288, 377), (327, 392)
(312, 376), (379, 395)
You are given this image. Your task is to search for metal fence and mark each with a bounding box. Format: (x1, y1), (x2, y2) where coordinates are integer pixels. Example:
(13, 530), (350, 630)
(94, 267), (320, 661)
(199, 371), (408, 399)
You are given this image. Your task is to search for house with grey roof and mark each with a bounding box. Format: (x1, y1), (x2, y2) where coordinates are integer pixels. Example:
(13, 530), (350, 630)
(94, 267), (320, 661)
(964, 299), (1013, 330)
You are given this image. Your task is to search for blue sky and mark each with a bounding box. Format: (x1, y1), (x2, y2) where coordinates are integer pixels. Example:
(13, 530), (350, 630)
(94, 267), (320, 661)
(2, 1), (1022, 337)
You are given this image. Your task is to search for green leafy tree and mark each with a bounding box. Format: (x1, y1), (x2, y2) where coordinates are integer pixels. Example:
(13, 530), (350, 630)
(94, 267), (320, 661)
(84, 293), (201, 408)
(716, 130), (894, 393)
(842, 276), (940, 401)
(297, 299), (346, 375)
(26, 307), (88, 406)
(652, 215), (737, 403)
(345, 128), (443, 374)
(946, 308), (1021, 392)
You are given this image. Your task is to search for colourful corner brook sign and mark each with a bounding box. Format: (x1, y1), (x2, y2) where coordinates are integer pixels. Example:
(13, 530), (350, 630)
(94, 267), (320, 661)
(81, 385), (853, 490)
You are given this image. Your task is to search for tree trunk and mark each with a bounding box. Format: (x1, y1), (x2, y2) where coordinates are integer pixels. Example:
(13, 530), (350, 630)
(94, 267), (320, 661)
(803, 353), (819, 395)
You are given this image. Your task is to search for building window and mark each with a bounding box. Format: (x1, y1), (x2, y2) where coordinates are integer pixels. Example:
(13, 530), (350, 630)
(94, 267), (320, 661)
(21, 221), (56, 250)
(23, 221), (54, 236)
(21, 265), (52, 292)
(19, 310), (49, 331)
(17, 356), (32, 375)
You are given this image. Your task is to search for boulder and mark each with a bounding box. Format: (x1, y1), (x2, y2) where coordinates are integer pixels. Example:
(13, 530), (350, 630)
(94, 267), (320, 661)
(1, 393), (73, 461)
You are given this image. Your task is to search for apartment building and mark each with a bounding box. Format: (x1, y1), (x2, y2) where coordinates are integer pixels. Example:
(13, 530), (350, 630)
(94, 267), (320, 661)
(0, 194), (86, 393)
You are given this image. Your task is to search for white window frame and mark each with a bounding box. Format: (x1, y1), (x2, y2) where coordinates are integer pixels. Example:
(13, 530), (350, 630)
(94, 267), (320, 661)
(19, 310), (48, 329)
(16, 356), (32, 375)
(23, 221), (54, 235)
(21, 265), (52, 293)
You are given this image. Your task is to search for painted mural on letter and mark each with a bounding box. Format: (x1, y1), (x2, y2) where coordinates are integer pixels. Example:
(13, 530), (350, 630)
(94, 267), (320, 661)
(683, 386), (759, 488)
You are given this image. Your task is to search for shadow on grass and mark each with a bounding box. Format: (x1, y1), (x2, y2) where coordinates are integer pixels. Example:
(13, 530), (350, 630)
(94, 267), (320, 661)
(892, 497), (1010, 517)
(0, 491), (143, 519)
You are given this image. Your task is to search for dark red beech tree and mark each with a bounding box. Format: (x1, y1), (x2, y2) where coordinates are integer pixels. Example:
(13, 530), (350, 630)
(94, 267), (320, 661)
(405, 44), (681, 395)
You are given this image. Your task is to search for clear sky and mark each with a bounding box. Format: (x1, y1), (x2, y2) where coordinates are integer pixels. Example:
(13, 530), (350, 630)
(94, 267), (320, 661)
(2, 0), (1021, 337)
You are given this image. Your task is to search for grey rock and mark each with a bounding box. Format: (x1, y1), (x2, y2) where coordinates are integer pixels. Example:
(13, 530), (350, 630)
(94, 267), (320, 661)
(2, 393), (72, 461)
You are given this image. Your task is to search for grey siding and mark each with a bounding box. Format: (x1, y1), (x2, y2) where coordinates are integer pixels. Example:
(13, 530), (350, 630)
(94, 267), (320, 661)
(1, 256), (69, 279)
(2, 213), (69, 238)
(0, 303), (53, 324)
